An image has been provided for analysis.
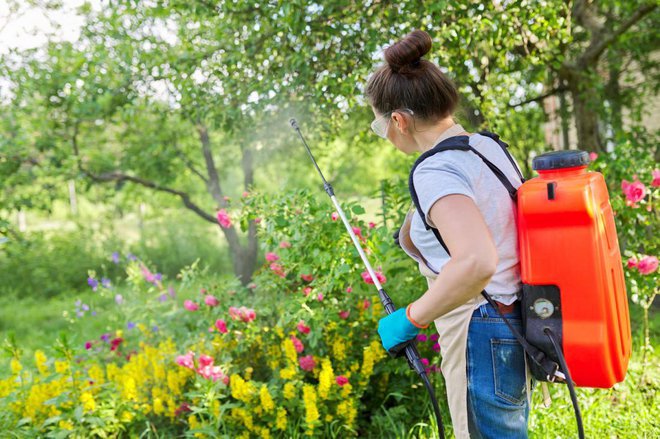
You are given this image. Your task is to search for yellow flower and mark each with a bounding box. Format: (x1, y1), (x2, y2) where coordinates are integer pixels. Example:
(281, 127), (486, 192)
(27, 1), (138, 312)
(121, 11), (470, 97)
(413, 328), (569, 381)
(80, 391), (96, 412)
(88, 364), (105, 386)
(279, 366), (296, 380)
(259, 385), (275, 412)
(0, 378), (16, 398)
(283, 382), (296, 400)
(120, 411), (134, 423)
(318, 358), (334, 400)
(54, 360), (69, 374)
(332, 339), (346, 362)
(276, 407), (288, 430)
(34, 350), (48, 375)
(230, 374), (256, 403)
(10, 358), (22, 375)
(336, 399), (357, 426)
(231, 408), (254, 430)
(153, 397), (165, 415)
(244, 367), (254, 380)
(283, 337), (297, 365)
(360, 340), (385, 384)
(58, 420), (74, 430)
(302, 384), (319, 431)
(188, 414), (200, 430)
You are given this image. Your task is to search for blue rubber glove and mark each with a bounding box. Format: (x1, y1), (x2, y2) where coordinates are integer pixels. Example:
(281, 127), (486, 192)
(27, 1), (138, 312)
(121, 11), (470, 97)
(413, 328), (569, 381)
(377, 307), (419, 356)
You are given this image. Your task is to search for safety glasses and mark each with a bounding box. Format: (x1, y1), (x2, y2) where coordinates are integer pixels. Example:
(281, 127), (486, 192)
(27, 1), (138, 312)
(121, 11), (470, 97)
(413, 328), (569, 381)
(370, 109), (414, 139)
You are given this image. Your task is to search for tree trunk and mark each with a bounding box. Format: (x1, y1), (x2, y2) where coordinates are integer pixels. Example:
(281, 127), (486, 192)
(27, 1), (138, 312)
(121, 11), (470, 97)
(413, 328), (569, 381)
(568, 76), (604, 152)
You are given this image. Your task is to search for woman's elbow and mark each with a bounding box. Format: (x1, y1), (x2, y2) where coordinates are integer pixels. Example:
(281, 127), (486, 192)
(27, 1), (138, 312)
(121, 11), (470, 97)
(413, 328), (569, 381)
(462, 252), (498, 282)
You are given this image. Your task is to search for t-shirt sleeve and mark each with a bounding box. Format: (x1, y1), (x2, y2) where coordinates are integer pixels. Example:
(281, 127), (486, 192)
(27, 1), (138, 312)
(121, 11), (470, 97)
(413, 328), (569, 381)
(412, 152), (477, 229)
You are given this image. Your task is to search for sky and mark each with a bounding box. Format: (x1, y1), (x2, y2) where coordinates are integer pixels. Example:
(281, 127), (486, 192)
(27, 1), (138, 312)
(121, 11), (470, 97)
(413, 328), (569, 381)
(0, 0), (94, 55)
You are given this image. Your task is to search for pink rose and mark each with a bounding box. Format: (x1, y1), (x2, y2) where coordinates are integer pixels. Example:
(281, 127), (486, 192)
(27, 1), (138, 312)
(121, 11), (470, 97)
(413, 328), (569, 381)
(204, 295), (219, 307)
(368, 222), (376, 229)
(291, 335), (304, 353)
(303, 287), (312, 296)
(416, 334), (428, 342)
(85, 341), (92, 350)
(270, 263), (286, 278)
(637, 256), (658, 275)
(198, 354), (214, 368)
(652, 169), (660, 187)
(254, 217), (262, 224)
(265, 252), (279, 262)
(339, 310), (350, 320)
(316, 293), (324, 301)
(589, 152), (598, 162)
(361, 270), (386, 285)
(242, 191), (249, 197)
(362, 299), (371, 310)
(279, 241), (292, 249)
(297, 320), (311, 335)
(229, 306), (256, 323)
(621, 179), (647, 207)
(627, 257), (638, 269)
(223, 196), (230, 202)
(352, 226), (363, 239)
(176, 351), (195, 369)
(210, 366), (229, 384)
(420, 358), (430, 366)
(336, 375), (349, 386)
(430, 333), (440, 342)
(214, 319), (228, 333)
(184, 300), (199, 311)
(229, 306), (241, 320)
(300, 274), (314, 282)
(247, 283), (257, 290)
(331, 212), (339, 221)
(216, 209), (232, 228)
(432, 343), (441, 353)
(299, 355), (316, 371)
(345, 286), (352, 293)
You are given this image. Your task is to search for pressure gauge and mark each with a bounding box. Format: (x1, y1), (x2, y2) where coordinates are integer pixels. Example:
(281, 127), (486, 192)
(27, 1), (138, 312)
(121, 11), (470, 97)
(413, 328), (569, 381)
(533, 298), (555, 319)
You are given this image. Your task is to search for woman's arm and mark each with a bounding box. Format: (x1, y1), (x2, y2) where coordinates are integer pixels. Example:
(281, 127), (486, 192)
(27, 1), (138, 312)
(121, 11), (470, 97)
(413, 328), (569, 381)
(408, 194), (498, 326)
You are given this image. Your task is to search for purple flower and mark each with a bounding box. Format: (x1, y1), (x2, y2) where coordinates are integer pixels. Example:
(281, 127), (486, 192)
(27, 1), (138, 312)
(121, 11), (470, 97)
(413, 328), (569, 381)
(101, 278), (111, 288)
(82, 304), (90, 311)
(91, 311), (97, 316)
(100, 333), (111, 342)
(111, 252), (120, 264)
(152, 325), (159, 332)
(87, 277), (98, 291)
(127, 253), (137, 261)
(127, 321), (136, 330)
(416, 334), (428, 342)
(76, 311), (84, 318)
(154, 273), (162, 281)
(115, 294), (124, 305)
(158, 293), (168, 302)
(430, 333), (439, 342)
(75, 299), (82, 307)
(168, 286), (176, 298)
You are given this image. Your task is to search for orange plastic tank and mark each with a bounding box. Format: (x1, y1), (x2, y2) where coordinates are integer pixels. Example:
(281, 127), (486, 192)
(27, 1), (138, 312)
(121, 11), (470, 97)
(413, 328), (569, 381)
(517, 151), (631, 388)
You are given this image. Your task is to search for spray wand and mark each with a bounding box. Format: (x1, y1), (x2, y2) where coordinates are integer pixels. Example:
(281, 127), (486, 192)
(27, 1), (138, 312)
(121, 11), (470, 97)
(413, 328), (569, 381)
(290, 118), (445, 439)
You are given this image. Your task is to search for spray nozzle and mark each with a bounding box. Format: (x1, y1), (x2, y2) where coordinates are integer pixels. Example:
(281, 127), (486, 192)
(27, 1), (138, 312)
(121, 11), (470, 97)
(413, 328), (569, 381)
(289, 118), (299, 130)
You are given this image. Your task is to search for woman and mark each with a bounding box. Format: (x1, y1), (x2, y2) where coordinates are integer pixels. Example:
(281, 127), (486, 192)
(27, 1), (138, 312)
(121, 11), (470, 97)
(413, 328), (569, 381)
(369, 30), (531, 438)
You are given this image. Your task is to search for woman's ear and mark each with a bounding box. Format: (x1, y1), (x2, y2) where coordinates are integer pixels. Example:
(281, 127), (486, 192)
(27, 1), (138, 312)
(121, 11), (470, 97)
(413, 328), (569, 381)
(391, 111), (411, 135)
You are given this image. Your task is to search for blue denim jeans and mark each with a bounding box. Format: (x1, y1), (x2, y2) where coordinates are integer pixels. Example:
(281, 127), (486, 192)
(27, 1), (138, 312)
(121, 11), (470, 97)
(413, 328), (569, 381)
(466, 301), (530, 438)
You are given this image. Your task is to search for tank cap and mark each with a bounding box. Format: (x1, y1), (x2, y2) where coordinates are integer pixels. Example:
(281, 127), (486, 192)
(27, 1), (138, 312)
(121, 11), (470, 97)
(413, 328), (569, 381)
(533, 150), (589, 171)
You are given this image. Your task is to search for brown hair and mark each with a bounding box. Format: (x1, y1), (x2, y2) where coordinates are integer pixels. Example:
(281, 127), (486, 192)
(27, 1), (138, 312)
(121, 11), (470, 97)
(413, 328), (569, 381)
(365, 30), (459, 122)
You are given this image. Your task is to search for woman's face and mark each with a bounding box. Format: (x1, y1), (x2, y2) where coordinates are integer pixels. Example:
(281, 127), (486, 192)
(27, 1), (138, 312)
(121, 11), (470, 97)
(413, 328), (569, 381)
(371, 108), (418, 155)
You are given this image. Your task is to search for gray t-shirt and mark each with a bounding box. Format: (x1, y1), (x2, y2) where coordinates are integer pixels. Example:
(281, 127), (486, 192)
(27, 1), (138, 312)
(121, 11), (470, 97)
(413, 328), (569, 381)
(409, 133), (523, 306)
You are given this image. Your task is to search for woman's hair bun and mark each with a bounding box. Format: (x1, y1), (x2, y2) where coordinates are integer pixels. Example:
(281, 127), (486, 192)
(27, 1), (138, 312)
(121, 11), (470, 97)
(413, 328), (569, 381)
(384, 29), (432, 73)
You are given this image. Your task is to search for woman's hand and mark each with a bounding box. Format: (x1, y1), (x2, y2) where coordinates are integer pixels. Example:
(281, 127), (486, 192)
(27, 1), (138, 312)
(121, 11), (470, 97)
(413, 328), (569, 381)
(377, 308), (419, 355)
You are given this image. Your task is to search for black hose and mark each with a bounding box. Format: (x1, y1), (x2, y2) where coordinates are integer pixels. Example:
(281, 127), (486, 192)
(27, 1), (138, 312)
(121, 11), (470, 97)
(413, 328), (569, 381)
(544, 328), (585, 439)
(419, 370), (445, 439)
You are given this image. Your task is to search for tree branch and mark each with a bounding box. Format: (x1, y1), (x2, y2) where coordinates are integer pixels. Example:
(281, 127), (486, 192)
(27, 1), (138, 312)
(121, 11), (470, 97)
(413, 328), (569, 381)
(508, 86), (567, 108)
(196, 120), (226, 207)
(172, 139), (209, 184)
(579, 3), (658, 67)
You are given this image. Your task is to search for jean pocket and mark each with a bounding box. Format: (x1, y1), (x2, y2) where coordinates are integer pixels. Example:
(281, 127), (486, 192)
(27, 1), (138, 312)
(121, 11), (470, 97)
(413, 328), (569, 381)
(491, 339), (526, 406)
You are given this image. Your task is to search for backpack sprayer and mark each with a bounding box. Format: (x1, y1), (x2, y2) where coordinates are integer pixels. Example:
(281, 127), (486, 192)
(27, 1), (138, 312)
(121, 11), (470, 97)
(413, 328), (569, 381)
(290, 118), (446, 439)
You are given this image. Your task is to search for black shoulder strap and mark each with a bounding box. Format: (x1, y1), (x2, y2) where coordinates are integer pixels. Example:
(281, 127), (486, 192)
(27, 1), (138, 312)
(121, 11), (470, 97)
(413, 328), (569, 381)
(479, 130), (525, 183)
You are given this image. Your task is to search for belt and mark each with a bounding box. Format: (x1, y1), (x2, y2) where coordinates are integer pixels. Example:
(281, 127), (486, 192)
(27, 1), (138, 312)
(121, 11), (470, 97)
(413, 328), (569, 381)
(494, 300), (519, 315)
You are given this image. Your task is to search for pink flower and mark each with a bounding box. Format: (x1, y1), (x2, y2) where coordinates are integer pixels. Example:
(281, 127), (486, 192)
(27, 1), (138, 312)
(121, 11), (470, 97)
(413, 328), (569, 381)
(352, 226), (363, 239)
(303, 287), (312, 296)
(229, 306), (256, 322)
(254, 217), (262, 224)
(416, 334), (428, 342)
(362, 299), (371, 310)
(589, 152), (598, 162)
(652, 169), (660, 187)
(316, 293), (324, 301)
(297, 320), (311, 334)
(336, 375), (349, 386)
(198, 354), (214, 368)
(211, 366), (230, 384)
(214, 319), (228, 333)
(368, 222), (376, 229)
(432, 342), (441, 352)
(279, 241), (292, 249)
(430, 333), (439, 342)
(637, 256), (658, 275)
(627, 257), (638, 269)
(204, 295), (219, 307)
(223, 196), (231, 202)
(85, 341), (92, 350)
(270, 263), (286, 278)
(299, 355), (316, 371)
(176, 351), (195, 369)
(339, 310), (350, 319)
(621, 179), (647, 207)
(184, 300), (199, 311)
(216, 209), (232, 228)
(345, 286), (352, 293)
(300, 274), (314, 282)
(265, 252), (279, 262)
(331, 212), (339, 221)
(361, 270), (386, 285)
(242, 191), (249, 197)
(420, 358), (430, 366)
(247, 283), (257, 290)
(291, 335), (304, 353)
